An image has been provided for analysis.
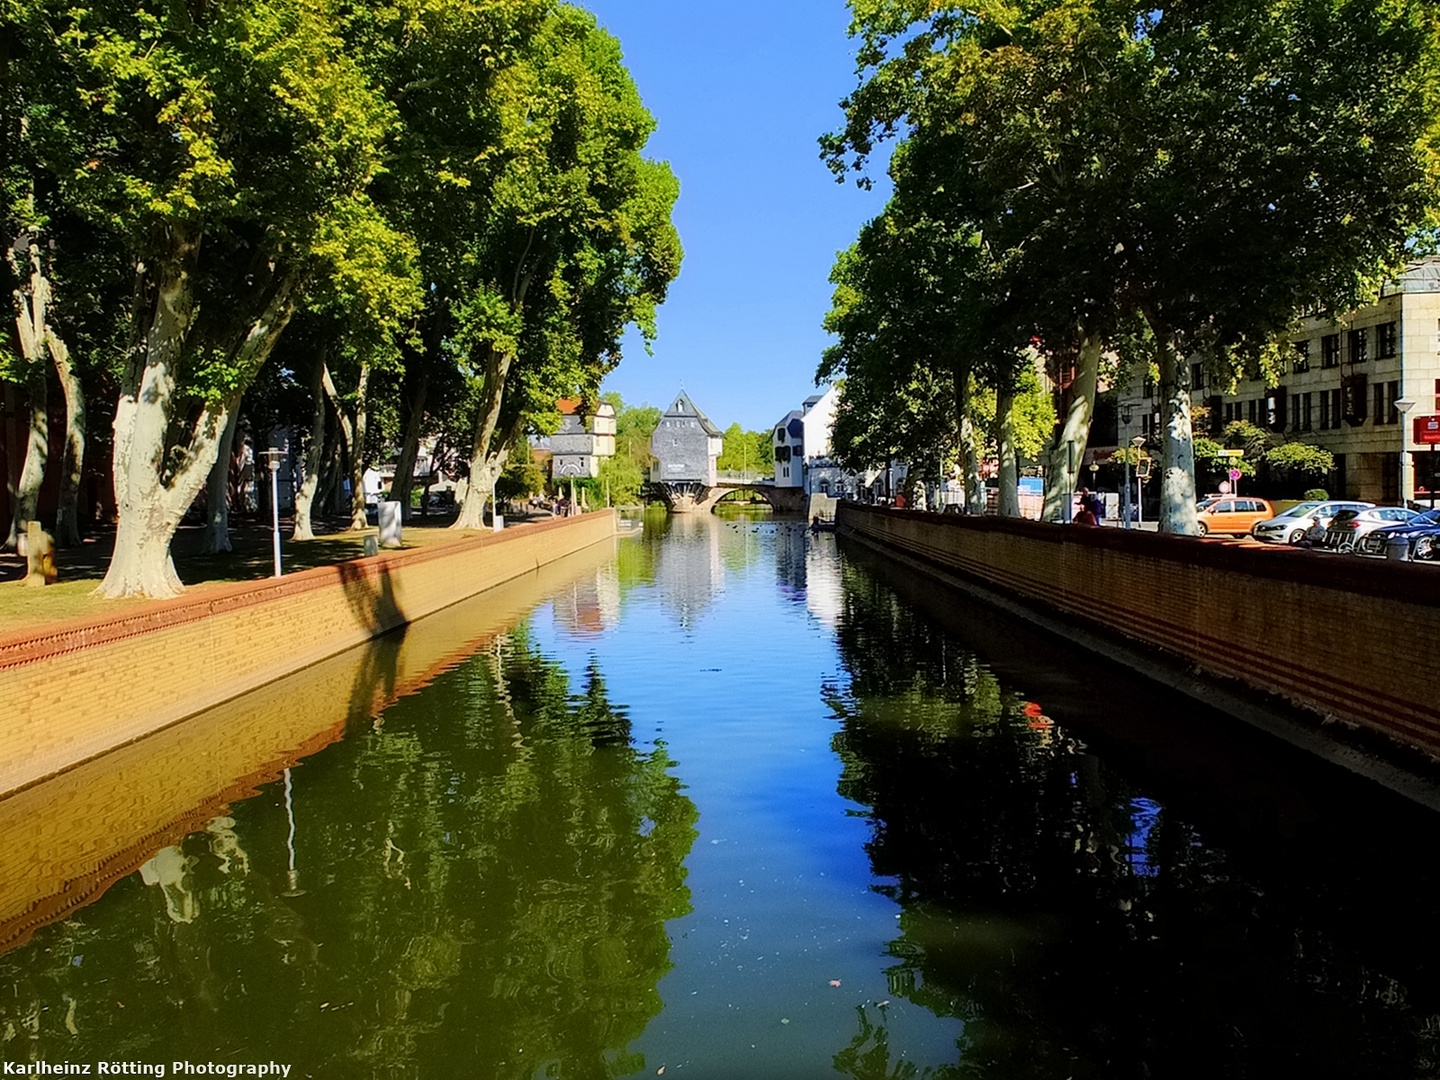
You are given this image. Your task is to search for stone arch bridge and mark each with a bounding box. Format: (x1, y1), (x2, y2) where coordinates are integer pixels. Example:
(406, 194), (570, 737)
(646, 480), (809, 514)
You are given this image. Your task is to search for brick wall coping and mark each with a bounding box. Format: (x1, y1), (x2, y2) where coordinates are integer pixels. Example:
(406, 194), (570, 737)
(842, 502), (1440, 603)
(0, 513), (597, 672)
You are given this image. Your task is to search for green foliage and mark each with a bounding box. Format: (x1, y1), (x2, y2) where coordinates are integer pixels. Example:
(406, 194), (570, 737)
(1304, 487), (1330, 500)
(495, 450), (546, 502)
(1265, 442), (1336, 481)
(825, 0), (1440, 522)
(716, 422), (771, 475)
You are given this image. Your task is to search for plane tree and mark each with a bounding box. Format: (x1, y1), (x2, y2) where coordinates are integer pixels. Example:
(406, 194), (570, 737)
(826, 0), (1440, 533)
(7, 0), (417, 595)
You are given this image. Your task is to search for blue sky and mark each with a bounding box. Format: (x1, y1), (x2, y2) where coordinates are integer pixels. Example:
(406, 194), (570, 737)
(586, 0), (891, 432)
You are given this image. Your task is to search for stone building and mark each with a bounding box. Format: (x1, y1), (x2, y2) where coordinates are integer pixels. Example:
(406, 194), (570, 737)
(650, 390), (723, 486)
(549, 399), (616, 480)
(1115, 258), (1440, 504)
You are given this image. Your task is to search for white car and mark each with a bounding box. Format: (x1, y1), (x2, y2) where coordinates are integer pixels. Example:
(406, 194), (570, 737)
(1250, 500), (1373, 545)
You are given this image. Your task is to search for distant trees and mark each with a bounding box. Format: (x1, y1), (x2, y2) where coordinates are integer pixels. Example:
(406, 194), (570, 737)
(823, 0), (1440, 529)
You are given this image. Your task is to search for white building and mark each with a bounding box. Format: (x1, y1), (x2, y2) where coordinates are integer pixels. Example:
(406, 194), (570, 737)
(1115, 258), (1440, 504)
(771, 385), (865, 497)
(549, 398), (616, 479)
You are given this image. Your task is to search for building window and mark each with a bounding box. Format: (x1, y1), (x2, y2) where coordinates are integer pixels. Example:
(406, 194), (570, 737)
(1320, 390), (1331, 429)
(1248, 398), (1258, 425)
(1143, 376), (1155, 400)
(1434, 377), (1440, 412)
(1377, 321), (1398, 359)
(1293, 340), (1311, 372)
(1321, 334), (1340, 368)
(1388, 380), (1400, 424)
(1330, 387), (1342, 429)
(1302, 392), (1313, 431)
(1375, 383), (1387, 425)
(1190, 362), (1204, 390)
(1348, 327), (1368, 365)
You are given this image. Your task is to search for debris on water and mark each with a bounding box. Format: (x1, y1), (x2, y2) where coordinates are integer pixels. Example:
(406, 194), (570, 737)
(829, 979), (842, 987)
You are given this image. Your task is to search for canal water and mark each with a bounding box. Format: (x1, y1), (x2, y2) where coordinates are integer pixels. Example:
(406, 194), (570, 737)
(4, 512), (1440, 1079)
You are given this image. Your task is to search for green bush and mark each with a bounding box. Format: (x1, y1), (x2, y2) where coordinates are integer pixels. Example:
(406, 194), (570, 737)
(1303, 488), (1329, 500)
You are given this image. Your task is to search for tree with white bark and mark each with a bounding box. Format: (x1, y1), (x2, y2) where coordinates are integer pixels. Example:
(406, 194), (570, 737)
(825, 0), (1440, 533)
(6, 0), (417, 596)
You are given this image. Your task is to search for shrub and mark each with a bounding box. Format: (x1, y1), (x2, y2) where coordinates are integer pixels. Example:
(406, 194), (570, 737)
(1303, 488), (1329, 500)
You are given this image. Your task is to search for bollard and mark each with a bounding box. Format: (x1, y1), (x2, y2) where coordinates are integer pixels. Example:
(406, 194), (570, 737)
(24, 521), (57, 586)
(363, 535), (379, 557)
(1386, 534), (1411, 562)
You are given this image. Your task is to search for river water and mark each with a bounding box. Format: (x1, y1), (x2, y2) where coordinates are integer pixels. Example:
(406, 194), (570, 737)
(4, 511), (1440, 1079)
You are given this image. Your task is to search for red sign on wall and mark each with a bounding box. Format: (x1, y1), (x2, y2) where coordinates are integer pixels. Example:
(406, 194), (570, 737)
(1415, 415), (1440, 445)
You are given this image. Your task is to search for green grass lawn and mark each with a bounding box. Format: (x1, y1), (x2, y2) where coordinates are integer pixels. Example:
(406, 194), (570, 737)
(0, 512), (513, 636)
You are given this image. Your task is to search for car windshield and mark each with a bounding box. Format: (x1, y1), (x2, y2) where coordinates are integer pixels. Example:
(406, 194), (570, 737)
(1330, 510), (1361, 524)
(1414, 509), (1440, 525)
(1278, 501), (1323, 517)
(1198, 497), (1220, 511)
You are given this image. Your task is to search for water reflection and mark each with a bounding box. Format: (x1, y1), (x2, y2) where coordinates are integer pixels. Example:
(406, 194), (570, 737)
(0, 629), (696, 1079)
(827, 549), (1440, 1079)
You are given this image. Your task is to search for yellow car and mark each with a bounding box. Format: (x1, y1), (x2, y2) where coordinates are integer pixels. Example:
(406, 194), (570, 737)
(1195, 496), (1274, 537)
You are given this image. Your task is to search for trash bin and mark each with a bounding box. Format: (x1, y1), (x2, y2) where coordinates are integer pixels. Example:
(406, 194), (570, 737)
(378, 500), (403, 548)
(1386, 534), (1410, 562)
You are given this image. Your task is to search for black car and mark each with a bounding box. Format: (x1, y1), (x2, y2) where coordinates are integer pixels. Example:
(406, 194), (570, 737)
(1358, 508), (1440, 559)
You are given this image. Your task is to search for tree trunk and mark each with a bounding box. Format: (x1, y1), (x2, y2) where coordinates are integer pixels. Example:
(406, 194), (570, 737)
(1041, 330), (1102, 521)
(1148, 315), (1199, 535)
(48, 333), (85, 547)
(99, 242), (297, 599)
(390, 372), (428, 524)
(996, 383), (1020, 517)
(292, 357), (328, 541)
(5, 357), (48, 551)
(202, 406), (242, 553)
(6, 242), (57, 551)
(453, 346), (515, 529)
(320, 359), (371, 532)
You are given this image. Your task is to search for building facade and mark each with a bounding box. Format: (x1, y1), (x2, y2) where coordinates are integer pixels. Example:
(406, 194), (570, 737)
(1116, 259), (1440, 504)
(651, 390), (723, 486)
(549, 399), (616, 479)
(771, 385), (865, 496)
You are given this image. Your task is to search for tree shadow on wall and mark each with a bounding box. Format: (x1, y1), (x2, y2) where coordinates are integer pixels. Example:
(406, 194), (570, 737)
(333, 556), (407, 732)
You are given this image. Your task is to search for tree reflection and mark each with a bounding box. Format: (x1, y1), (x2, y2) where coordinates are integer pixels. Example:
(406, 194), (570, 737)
(827, 562), (1440, 1079)
(0, 630), (696, 1079)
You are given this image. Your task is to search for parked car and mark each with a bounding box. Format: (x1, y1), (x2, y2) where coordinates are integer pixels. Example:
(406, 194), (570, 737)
(1250, 500), (1373, 545)
(1195, 496), (1275, 536)
(1322, 506), (1418, 552)
(1357, 508), (1440, 559)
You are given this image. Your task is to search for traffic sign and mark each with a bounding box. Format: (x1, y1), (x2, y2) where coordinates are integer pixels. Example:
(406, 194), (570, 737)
(1218, 481), (1231, 494)
(1415, 415), (1440, 445)
(1216, 448), (1245, 458)
(1228, 468), (1242, 481)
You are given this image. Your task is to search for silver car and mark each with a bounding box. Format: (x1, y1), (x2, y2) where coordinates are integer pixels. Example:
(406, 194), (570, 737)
(1250, 500), (1373, 545)
(1322, 506), (1418, 552)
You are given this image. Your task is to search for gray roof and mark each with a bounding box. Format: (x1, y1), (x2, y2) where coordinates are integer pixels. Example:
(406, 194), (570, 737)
(662, 389), (722, 437)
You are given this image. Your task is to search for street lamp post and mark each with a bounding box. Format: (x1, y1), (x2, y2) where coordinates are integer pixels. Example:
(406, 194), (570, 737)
(1120, 404), (1134, 529)
(1396, 396), (1417, 506)
(258, 447), (283, 578)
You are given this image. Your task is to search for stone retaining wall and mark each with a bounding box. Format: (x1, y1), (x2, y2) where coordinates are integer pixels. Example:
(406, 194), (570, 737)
(837, 502), (1440, 759)
(0, 512), (615, 795)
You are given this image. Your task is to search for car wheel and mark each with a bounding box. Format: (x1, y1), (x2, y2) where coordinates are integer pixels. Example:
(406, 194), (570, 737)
(1416, 536), (1435, 561)
(1197, 521), (1209, 537)
(1287, 528), (1306, 545)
